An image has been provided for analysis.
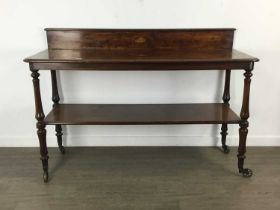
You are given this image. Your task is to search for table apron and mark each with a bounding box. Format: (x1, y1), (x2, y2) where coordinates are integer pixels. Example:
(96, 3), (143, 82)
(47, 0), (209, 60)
(30, 61), (254, 71)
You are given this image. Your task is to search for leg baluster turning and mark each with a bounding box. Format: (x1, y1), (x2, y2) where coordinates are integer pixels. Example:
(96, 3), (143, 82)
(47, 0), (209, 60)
(220, 69), (231, 154)
(51, 70), (66, 154)
(56, 125), (65, 154)
(37, 121), (49, 182)
(238, 121), (253, 177)
(31, 69), (49, 182)
(237, 69), (253, 177)
(220, 124), (230, 154)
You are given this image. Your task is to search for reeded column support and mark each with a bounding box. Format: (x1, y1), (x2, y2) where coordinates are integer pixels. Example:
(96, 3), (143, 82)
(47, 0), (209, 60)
(220, 69), (231, 154)
(238, 69), (253, 177)
(31, 69), (49, 182)
(51, 70), (65, 154)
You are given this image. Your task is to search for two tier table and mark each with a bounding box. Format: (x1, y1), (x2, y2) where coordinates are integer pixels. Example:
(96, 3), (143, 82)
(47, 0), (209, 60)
(24, 28), (259, 182)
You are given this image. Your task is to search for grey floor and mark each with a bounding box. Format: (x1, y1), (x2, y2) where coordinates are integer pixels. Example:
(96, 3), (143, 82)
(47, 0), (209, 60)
(0, 147), (279, 210)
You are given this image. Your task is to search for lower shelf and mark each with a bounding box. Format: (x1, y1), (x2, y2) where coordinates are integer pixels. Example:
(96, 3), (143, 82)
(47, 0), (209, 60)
(44, 103), (240, 125)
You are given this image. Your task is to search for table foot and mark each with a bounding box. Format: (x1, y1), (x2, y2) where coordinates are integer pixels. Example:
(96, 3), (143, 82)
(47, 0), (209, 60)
(59, 145), (66, 154)
(239, 168), (253, 178)
(222, 145), (230, 154)
(43, 171), (49, 182)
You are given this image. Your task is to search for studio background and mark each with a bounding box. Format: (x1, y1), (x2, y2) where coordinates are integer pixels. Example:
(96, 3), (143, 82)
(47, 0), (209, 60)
(0, 0), (279, 147)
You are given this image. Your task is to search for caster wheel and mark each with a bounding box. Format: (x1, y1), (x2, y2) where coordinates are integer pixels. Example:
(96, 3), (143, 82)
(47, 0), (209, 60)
(222, 145), (230, 154)
(43, 172), (49, 183)
(59, 146), (66, 154)
(240, 168), (253, 178)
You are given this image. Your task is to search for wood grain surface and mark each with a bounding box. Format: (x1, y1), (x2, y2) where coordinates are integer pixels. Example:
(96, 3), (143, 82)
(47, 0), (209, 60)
(44, 103), (240, 125)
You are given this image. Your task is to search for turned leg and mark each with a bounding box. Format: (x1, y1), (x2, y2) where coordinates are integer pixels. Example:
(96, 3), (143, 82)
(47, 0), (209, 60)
(238, 121), (252, 177)
(31, 70), (49, 182)
(221, 124), (229, 153)
(220, 69), (231, 153)
(51, 70), (65, 154)
(237, 69), (253, 177)
(37, 121), (49, 182)
(56, 125), (65, 154)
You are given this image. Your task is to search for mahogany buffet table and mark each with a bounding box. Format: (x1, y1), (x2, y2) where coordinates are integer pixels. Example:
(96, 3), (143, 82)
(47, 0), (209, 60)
(24, 28), (259, 182)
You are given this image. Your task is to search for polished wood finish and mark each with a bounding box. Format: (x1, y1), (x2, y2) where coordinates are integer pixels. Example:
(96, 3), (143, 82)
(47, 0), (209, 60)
(30, 70), (48, 182)
(50, 70), (60, 104)
(222, 70), (231, 104)
(28, 59), (255, 71)
(50, 70), (65, 154)
(24, 29), (258, 71)
(45, 28), (235, 50)
(44, 103), (240, 125)
(238, 69), (253, 177)
(220, 69), (231, 153)
(24, 49), (258, 63)
(25, 49), (258, 72)
(24, 28), (259, 182)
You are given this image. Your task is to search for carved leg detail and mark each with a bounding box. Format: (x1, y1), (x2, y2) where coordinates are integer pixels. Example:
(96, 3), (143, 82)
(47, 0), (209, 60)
(37, 121), (49, 182)
(31, 70), (49, 182)
(238, 121), (253, 177)
(237, 69), (253, 177)
(220, 123), (230, 154)
(51, 70), (66, 154)
(221, 70), (231, 154)
(56, 125), (65, 154)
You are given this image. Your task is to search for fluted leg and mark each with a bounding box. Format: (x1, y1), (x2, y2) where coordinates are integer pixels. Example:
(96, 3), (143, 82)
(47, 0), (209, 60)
(31, 69), (49, 182)
(237, 69), (253, 177)
(220, 69), (231, 153)
(56, 125), (65, 154)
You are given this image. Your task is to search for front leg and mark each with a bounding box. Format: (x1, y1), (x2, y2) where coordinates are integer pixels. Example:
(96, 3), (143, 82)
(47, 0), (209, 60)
(37, 121), (49, 182)
(31, 69), (49, 182)
(238, 121), (252, 177)
(237, 69), (253, 177)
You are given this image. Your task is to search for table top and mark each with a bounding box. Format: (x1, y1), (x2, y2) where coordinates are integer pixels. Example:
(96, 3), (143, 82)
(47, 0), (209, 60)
(24, 48), (258, 63)
(24, 28), (259, 70)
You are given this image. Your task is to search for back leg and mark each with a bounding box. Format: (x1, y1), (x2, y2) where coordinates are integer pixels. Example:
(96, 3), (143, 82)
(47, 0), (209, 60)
(220, 69), (231, 154)
(56, 124), (65, 154)
(51, 70), (65, 154)
(220, 123), (230, 154)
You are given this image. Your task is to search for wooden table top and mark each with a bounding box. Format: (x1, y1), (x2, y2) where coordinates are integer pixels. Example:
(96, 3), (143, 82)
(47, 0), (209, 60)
(24, 48), (258, 63)
(24, 28), (259, 70)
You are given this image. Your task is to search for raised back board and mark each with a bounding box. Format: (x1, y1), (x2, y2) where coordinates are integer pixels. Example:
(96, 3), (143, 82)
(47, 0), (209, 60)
(46, 28), (235, 51)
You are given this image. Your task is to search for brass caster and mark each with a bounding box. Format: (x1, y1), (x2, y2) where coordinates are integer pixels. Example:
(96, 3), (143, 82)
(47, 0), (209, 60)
(240, 168), (253, 178)
(43, 172), (49, 183)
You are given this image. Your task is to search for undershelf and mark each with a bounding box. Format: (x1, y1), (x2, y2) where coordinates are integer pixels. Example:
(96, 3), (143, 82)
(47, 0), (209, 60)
(44, 103), (240, 125)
